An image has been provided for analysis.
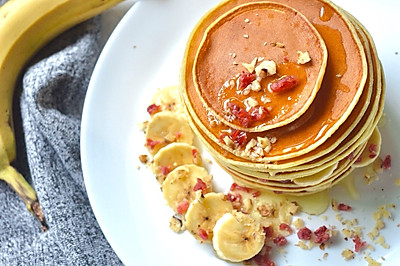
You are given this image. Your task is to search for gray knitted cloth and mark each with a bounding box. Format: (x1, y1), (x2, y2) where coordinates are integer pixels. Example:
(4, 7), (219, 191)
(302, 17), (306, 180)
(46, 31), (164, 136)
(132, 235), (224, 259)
(0, 1), (121, 265)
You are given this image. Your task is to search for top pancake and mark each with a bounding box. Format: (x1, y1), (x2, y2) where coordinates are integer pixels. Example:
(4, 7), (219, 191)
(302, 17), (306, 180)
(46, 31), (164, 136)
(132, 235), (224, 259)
(192, 2), (328, 132)
(181, 0), (368, 162)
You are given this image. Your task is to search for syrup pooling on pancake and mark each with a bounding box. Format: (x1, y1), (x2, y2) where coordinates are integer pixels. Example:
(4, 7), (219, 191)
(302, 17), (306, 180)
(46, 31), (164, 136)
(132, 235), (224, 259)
(182, 0), (367, 162)
(193, 2), (328, 132)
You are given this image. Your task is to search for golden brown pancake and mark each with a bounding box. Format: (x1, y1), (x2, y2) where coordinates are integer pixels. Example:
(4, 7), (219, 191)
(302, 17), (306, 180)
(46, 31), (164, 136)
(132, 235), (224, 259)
(179, 0), (385, 195)
(193, 2), (328, 132)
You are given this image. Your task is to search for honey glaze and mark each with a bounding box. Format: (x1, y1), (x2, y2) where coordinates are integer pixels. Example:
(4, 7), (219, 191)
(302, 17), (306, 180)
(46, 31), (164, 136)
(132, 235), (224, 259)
(217, 62), (308, 128)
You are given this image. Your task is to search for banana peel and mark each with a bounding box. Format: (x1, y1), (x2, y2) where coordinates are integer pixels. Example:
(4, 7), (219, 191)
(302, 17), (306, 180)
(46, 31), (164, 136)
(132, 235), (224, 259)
(0, 0), (125, 231)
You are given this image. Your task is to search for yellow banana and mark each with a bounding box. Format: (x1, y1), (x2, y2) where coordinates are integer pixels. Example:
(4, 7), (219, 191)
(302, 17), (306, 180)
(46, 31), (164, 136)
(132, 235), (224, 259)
(0, 0), (124, 230)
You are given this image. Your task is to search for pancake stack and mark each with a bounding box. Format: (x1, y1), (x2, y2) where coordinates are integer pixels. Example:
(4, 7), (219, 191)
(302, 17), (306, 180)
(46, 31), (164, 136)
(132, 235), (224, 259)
(180, 0), (384, 195)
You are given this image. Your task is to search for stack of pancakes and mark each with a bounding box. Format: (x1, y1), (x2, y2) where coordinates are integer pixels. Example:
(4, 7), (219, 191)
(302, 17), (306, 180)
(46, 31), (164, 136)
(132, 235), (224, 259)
(180, 0), (384, 195)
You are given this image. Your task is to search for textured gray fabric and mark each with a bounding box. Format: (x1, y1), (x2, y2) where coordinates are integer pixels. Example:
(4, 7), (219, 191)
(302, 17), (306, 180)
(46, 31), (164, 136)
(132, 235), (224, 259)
(0, 1), (122, 265)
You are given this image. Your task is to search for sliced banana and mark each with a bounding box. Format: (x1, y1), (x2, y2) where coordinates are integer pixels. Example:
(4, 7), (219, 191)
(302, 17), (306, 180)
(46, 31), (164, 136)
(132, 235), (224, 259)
(145, 111), (194, 155)
(162, 164), (212, 214)
(152, 143), (202, 184)
(151, 85), (184, 113)
(213, 211), (266, 262)
(185, 192), (233, 243)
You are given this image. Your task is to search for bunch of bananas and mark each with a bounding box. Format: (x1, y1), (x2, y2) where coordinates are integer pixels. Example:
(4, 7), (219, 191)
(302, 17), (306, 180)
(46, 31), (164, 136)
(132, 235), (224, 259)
(0, 0), (124, 230)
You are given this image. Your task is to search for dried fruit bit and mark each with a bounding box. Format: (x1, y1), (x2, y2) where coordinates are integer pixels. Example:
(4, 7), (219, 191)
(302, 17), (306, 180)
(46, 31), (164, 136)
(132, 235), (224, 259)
(263, 226), (274, 239)
(193, 178), (207, 195)
(227, 102), (269, 127)
(147, 103), (161, 116)
(314, 226), (331, 244)
(239, 72), (257, 89)
(160, 165), (171, 176)
(381, 155), (391, 170)
(273, 235), (287, 246)
(270, 75), (298, 93)
(297, 227), (312, 240)
(248, 245), (275, 266)
(279, 223), (292, 234)
(176, 200), (189, 214)
(338, 203), (352, 211)
(353, 235), (367, 252)
(146, 138), (161, 150)
(198, 228), (209, 241)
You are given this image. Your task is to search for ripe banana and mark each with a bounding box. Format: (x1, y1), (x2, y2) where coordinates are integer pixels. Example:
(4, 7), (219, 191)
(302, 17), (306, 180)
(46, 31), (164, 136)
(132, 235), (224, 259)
(185, 192), (234, 243)
(145, 111), (194, 155)
(150, 85), (185, 114)
(162, 164), (212, 214)
(0, 0), (124, 230)
(212, 211), (266, 262)
(152, 143), (202, 183)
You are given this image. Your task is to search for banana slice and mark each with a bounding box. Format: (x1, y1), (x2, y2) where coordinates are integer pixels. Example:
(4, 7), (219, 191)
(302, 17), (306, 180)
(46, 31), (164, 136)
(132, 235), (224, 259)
(213, 211), (265, 262)
(152, 143), (202, 184)
(151, 85), (184, 113)
(145, 111), (194, 155)
(185, 192), (233, 243)
(162, 164), (212, 214)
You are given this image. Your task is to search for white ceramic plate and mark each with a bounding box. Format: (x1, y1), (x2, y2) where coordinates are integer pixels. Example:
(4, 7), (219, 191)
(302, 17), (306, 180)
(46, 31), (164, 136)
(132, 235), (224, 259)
(81, 0), (400, 265)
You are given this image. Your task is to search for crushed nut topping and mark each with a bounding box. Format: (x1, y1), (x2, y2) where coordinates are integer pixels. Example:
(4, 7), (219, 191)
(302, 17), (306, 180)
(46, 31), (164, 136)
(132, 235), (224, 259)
(297, 51), (311, 64)
(255, 60), (277, 77)
(242, 57), (258, 73)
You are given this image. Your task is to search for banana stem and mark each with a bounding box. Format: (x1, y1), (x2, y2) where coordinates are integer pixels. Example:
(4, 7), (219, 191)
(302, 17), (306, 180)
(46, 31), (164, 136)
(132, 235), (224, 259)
(0, 166), (48, 231)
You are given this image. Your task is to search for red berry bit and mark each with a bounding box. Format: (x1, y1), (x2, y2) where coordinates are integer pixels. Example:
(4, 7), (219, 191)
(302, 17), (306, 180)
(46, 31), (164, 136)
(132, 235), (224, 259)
(353, 235), (367, 252)
(270, 75), (298, 93)
(250, 245), (275, 266)
(230, 130), (248, 147)
(176, 200), (189, 214)
(147, 104), (161, 116)
(297, 227), (312, 240)
(198, 228), (209, 241)
(368, 143), (378, 158)
(227, 102), (269, 128)
(381, 155), (391, 170)
(159, 165), (171, 176)
(263, 226), (274, 239)
(313, 226), (331, 244)
(145, 139), (161, 150)
(238, 71), (257, 89)
(226, 191), (242, 210)
(279, 223), (292, 234)
(193, 178), (207, 195)
(338, 203), (352, 211)
(273, 235), (287, 246)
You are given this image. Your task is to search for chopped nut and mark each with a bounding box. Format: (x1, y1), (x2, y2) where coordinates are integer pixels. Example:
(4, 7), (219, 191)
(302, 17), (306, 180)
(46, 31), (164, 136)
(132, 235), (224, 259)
(244, 97), (259, 111)
(139, 154), (149, 164)
(297, 51), (311, 64)
(242, 198), (253, 213)
(242, 57), (258, 73)
(255, 60), (277, 77)
(257, 136), (271, 149)
(245, 138), (258, 153)
(261, 95), (271, 104)
(257, 203), (276, 217)
(243, 34), (249, 39)
(296, 240), (310, 250)
(293, 218), (304, 229)
(364, 254), (381, 266)
(244, 18), (250, 23)
(341, 249), (355, 261)
(223, 136), (234, 147)
(250, 80), (262, 92)
(169, 216), (184, 233)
